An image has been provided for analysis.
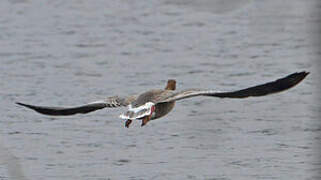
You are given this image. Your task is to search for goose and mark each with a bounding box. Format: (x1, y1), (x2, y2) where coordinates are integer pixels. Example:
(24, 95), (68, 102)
(16, 71), (309, 128)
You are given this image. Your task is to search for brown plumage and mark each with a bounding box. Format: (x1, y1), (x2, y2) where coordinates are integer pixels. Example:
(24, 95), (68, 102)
(16, 71), (309, 127)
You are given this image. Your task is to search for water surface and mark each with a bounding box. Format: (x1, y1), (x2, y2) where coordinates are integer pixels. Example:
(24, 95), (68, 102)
(0, 0), (320, 179)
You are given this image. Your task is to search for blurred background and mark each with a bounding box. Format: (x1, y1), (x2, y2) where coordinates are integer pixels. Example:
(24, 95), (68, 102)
(0, 0), (320, 179)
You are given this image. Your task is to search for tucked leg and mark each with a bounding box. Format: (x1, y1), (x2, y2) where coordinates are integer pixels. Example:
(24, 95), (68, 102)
(125, 119), (132, 128)
(141, 115), (151, 127)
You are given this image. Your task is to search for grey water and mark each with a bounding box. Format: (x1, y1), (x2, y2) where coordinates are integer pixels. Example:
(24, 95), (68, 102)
(0, 0), (320, 179)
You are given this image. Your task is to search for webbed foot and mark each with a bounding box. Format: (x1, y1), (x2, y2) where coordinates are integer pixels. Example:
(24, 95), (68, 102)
(125, 119), (132, 128)
(141, 116), (151, 127)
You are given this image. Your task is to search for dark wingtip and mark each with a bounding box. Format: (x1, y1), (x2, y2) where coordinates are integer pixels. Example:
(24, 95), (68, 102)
(303, 71), (310, 76)
(16, 102), (29, 107)
(297, 71), (310, 76)
(273, 71), (309, 91)
(16, 102), (38, 110)
(211, 71), (309, 99)
(289, 71), (309, 85)
(302, 71), (310, 79)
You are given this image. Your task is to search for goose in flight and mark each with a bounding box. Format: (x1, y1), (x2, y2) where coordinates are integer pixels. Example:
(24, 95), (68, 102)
(16, 71), (309, 128)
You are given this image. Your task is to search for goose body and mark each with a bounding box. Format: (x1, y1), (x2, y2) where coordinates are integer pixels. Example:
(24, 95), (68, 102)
(16, 71), (309, 127)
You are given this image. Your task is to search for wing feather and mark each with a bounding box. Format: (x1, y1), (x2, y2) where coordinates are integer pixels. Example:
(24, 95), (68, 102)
(16, 95), (137, 116)
(158, 71), (309, 103)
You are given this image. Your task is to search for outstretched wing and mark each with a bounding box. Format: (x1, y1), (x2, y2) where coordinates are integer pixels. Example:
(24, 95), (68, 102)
(16, 95), (137, 116)
(158, 71), (309, 103)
